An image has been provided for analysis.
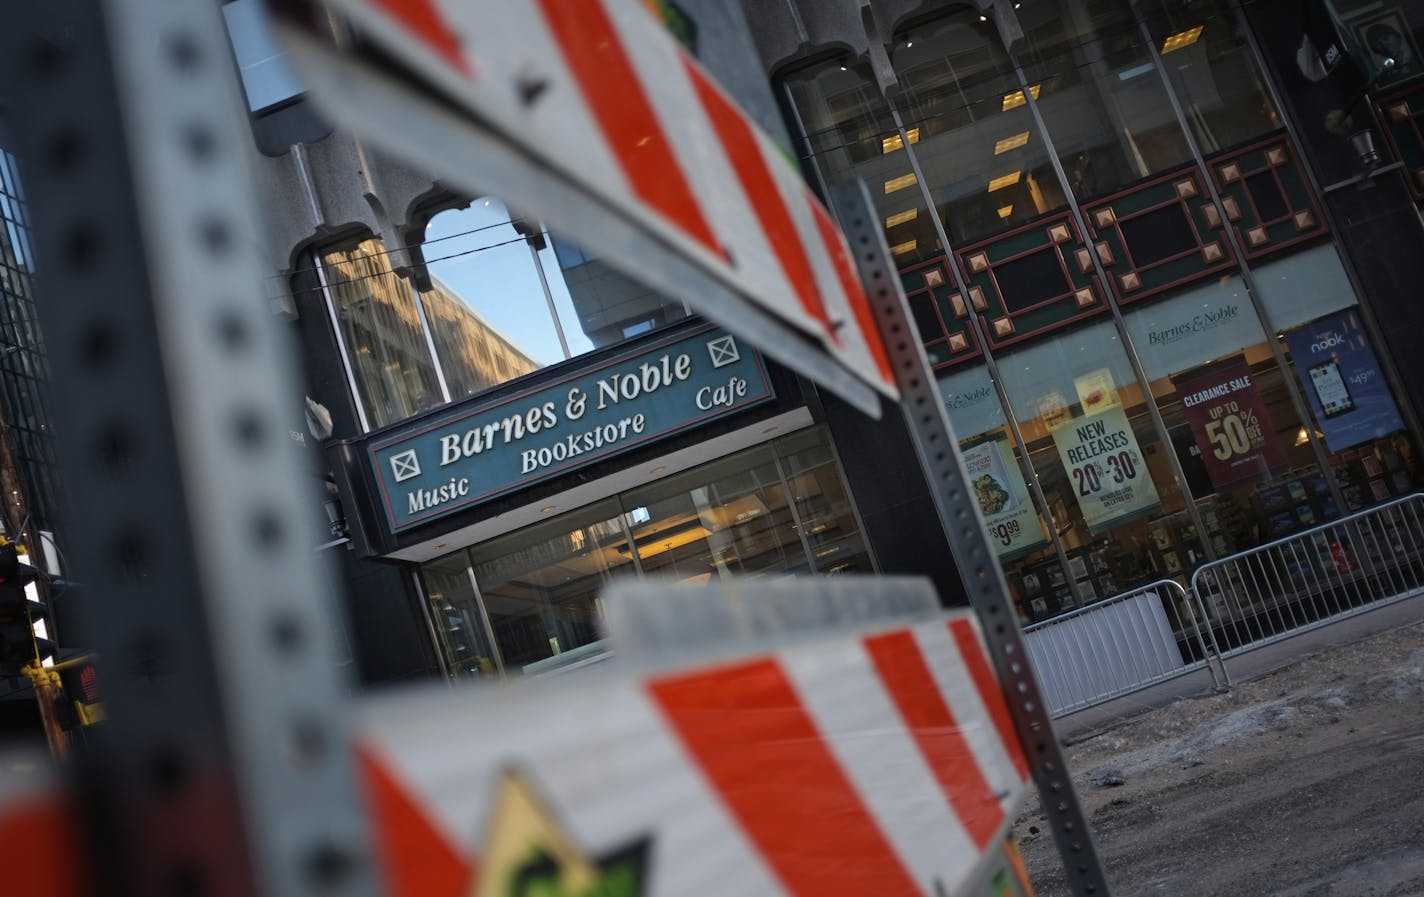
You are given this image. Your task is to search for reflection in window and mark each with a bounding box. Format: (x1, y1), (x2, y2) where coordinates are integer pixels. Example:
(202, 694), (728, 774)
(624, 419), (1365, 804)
(418, 427), (873, 676)
(621, 450), (808, 581)
(420, 554), (498, 679)
(774, 430), (874, 574)
(468, 502), (634, 672)
(421, 199), (689, 393)
(320, 199), (693, 432)
(319, 238), (444, 429)
(890, 11), (1066, 241)
(995, 319), (1195, 616)
(781, 62), (940, 264)
(222, 0), (304, 112)
(1139, 0), (1281, 152)
(1012, 0), (1192, 200)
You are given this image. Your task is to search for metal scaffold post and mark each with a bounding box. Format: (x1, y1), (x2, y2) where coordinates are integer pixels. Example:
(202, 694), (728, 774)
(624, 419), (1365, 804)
(829, 180), (1114, 897)
(0, 0), (1116, 894)
(2, 1), (378, 895)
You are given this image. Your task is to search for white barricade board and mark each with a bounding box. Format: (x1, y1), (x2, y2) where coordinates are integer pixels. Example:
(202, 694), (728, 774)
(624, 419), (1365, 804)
(267, 0), (896, 415)
(356, 610), (1030, 897)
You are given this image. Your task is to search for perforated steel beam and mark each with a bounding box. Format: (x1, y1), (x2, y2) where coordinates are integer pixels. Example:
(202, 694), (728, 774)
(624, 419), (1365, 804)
(829, 180), (1114, 897)
(3, 2), (377, 895)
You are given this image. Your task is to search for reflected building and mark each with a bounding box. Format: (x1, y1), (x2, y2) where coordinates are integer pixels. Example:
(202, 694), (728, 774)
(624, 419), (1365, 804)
(548, 236), (688, 348)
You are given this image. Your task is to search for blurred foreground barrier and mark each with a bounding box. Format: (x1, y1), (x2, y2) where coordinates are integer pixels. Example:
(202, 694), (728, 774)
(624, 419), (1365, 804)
(1, 578), (1041, 897)
(358, 578), (1033, 897)
(1192, 493), (1424, 675)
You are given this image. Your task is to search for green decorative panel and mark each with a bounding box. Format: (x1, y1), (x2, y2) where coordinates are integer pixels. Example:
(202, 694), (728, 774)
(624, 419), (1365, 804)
(1375, 84), (1424, 200)
(898, 256), (980, 368)
(952, 211), (1106, 350)
(1207, 135), (1326, 261)
(1081, 166), (1235, 306)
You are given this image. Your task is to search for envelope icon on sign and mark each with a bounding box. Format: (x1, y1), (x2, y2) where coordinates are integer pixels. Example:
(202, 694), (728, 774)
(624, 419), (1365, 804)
(707, 335), (740, 368)
(389, 449), (421, 483)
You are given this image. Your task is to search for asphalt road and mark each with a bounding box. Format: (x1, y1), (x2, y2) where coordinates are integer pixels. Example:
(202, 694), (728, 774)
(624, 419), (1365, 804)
(1015, 620), (1424, 897)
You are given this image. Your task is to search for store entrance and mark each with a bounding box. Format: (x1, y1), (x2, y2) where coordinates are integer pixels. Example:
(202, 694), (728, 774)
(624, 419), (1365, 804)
(415, 426), (874, 678)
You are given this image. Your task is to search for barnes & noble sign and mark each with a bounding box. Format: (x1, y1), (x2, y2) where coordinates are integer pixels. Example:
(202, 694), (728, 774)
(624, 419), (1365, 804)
(369, 327), (773, 533)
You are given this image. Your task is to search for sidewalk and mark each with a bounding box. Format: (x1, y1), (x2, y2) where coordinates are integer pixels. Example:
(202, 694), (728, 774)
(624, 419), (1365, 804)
(1049, 590), (1424, 744)
(1020, 595), (1424, 896)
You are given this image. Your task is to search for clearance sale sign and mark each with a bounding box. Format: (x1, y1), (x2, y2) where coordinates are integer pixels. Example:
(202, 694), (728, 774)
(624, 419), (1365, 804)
(1172, 355), (1283, 490)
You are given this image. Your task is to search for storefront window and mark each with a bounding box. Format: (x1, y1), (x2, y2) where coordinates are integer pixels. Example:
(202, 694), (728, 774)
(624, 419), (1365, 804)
(1013, 0), (1193, 201)
(1126, 275), (1326, 555)
(319, 238), (444, 429)
(418, 427), (873, 677)
(774, 428), (875, 573)
(421, 198), (690, 399)
(621, 450), (808, 581)
(468, 500), (634, 673)
(890, 11), (1066, 242)
(781, 61), (940, 265)
(1335, 0), (1424, 87)
(1138, 0), (1283, 152)
(939, 364), (1056, 618)
(996, 318), (1194, 608)
(1257, 247), (1422, 510)
(419, 553), (497, 680)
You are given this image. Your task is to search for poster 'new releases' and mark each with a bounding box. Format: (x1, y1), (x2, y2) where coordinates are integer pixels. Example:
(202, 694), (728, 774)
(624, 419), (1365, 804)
(1051, 405), (1160, 533)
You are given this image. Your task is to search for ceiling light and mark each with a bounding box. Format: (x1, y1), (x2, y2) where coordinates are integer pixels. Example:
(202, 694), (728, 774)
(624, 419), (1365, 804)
(1002, 84), (1041, 111)
(881, 128), (920, 153)
(889, 239), (918, 256)
(994, 131), (1030, 154)
(1161, 25), (1204, 54)
(885, 208), (918, 228)
(884, 173), (918, 194)
(987, 171), (1022, 192)
(839, 63), (848, 71)
(980, 14), (988, 21)
(998, 204), (1014, 219)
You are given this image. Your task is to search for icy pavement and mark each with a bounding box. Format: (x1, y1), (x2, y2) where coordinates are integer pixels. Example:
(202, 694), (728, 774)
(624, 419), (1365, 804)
(1017, 621), (1424, 897)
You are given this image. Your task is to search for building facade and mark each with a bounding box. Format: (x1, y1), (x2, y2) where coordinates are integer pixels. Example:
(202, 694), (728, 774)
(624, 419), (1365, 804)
(218, 0), (1424, 683)
(0, 133), (68, 731)
(746, 0), (1424, 628)
(220, 0), (958, 683)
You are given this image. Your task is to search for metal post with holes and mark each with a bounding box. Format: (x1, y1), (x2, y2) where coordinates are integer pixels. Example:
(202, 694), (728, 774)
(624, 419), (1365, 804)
(829, 181), (1114, 897)
(3, 2), (378, 897)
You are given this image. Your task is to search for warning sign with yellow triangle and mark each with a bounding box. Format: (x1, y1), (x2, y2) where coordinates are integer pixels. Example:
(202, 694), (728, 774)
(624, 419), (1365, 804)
(472, 770), (650, 897)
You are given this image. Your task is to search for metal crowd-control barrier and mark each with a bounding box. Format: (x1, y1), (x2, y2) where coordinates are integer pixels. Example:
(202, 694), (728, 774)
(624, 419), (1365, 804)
(1190, 493), (1424, 673)
(1023, 579), (1221, 717)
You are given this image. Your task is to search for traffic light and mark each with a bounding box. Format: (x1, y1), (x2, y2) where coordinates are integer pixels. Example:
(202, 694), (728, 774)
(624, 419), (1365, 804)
(58, 656), (104, 728)
(0, 541), (53, 678)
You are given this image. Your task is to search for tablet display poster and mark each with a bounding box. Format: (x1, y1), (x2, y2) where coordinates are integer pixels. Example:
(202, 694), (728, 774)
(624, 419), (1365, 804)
(1284, 310), (1405, 452)
(1051, 406), (1161, 534)
(961, 432), (1048, 560)
(1172, 355), (1284, 489)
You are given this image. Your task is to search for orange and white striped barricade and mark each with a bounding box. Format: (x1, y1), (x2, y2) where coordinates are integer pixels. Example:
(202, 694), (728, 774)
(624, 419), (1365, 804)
(268, 0), (895, 416)
(357, 578), (1035, 897)
(0, 751), (83, 897)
